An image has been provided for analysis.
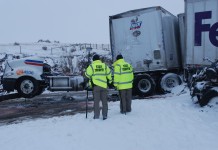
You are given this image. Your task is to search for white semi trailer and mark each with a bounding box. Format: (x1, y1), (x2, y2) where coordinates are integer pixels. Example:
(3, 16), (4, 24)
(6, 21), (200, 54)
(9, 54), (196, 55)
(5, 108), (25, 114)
(181, 0), (218, 81)
(109, 6), (182, 96)
(1, 57), (84, 98)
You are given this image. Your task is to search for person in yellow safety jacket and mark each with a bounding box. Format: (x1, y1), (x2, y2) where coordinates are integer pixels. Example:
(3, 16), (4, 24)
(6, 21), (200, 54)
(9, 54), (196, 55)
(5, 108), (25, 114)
(113, 54), (134, 114)
(85, 54), (112, 120)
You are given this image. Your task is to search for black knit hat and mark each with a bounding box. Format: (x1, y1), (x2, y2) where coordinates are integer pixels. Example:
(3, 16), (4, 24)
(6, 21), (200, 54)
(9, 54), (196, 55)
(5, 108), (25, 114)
(116, 54), (123, 60)
(93, 54), (100, 61)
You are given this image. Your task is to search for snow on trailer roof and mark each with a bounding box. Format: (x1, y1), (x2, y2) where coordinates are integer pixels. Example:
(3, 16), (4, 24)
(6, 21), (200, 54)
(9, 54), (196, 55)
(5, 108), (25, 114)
(109, 6), (176, 19)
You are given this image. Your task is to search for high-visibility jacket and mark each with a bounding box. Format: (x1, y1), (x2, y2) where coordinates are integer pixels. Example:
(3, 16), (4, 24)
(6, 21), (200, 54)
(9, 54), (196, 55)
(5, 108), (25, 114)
(85, 60), (112, 88)
(113, 59), (134, 90)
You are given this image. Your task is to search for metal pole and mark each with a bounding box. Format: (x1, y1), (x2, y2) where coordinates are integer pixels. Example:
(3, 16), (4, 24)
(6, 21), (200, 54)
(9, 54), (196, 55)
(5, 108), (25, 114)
(86, 89), (88, 118)
(85, 47), (92, 118)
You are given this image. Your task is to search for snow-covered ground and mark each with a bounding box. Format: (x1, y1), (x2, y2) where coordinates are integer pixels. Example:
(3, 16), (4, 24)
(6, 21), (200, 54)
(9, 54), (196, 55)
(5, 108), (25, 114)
(0, 85), (218, 150)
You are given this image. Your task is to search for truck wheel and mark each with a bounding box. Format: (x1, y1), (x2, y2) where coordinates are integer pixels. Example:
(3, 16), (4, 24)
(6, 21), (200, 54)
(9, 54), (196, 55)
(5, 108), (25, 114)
(17, 77), (39, 98)
(160, 73), (182, 93)
(199, 89), (218, 107)
(134, 75), (156, 97)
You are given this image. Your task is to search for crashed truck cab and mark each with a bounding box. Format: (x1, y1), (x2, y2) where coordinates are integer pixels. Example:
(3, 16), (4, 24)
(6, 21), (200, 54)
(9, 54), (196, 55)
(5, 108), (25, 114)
(2, 57), (85, 98)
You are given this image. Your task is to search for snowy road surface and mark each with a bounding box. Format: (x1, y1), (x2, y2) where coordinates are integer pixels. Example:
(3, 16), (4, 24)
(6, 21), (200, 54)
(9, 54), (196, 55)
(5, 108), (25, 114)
(0, 85), (218, 150)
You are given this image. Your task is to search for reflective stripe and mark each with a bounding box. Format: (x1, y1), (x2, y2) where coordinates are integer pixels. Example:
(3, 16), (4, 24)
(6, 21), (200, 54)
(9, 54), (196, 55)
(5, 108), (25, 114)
(85, 64), (94, 78)
(96, 78), (107, 83)
(93, 73), (107, 76)
(114, 80), (132, 84)
(116, 64), (122, 73)
(114, 72), (120, 75)
(106, 70), (111, 75)
(114, 71), (132, 75)
(90, 64), (94, 73)
(120, 71), (133, 75)
(85, 72), (92, 78)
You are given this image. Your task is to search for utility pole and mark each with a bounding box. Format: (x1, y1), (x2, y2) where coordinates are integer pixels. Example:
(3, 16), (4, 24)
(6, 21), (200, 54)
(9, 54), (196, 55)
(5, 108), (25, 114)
(86, 47), (92, 65)
(19, 46), (21, 54)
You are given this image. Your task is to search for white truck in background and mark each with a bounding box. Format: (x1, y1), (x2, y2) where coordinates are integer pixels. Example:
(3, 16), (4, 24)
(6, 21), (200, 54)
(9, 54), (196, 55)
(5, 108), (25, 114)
(109, 6), (182, 96)
(1, 57), (84, 98)
(181, 0), (218, 81)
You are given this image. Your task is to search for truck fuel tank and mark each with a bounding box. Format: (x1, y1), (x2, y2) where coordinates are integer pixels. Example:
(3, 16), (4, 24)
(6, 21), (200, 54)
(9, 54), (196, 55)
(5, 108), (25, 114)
(48, 76), (84, 91)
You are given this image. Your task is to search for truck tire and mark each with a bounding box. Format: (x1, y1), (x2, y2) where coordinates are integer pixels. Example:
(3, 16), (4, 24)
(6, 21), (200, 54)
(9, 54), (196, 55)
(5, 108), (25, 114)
(199, 89), (218, 107)
(134, 75), (156, 97)
(17, 77), (39, 98)
(160, 73), (182, 93)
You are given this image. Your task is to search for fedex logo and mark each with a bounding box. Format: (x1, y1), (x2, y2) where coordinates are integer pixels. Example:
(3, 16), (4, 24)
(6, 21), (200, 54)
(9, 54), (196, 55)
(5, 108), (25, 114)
(195, 11), (218, 47)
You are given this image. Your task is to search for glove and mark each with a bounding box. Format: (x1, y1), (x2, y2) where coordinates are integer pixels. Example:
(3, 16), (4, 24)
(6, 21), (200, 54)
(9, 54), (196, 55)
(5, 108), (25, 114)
(108, 82), (114, 89)
(85, 86), (92, 91)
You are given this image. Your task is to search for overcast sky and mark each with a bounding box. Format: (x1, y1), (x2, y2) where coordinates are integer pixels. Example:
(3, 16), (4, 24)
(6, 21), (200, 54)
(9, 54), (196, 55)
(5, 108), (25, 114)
(0, 0), (184, 44)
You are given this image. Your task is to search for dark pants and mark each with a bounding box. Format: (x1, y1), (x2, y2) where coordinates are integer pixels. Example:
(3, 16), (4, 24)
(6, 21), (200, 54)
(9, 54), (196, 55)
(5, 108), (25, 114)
(119, 88), (132, 113)
(93, 86), (108, 118)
